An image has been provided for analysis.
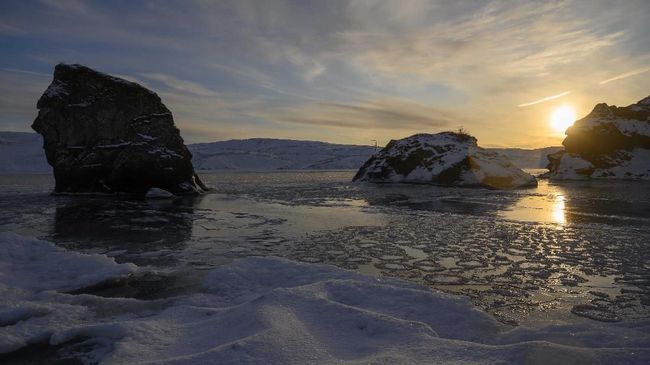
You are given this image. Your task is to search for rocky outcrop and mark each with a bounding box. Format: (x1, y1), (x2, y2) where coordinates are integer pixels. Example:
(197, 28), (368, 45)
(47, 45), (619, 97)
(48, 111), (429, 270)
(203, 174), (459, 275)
(353, 132), (537, 189)
(32, 64), (208, 196)
(544, 95), (650, 180)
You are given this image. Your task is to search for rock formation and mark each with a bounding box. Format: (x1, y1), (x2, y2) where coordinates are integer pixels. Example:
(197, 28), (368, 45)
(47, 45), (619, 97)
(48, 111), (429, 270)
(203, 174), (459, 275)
(353, 132), (537, 189)
(544, 95), (650, 180)
(32, 64), (208, 196)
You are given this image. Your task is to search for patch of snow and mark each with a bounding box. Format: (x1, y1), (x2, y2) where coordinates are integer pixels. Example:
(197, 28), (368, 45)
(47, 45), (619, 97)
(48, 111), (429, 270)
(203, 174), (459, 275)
(547, 153), (593, 180)
(0, 233), (138, 354)
(145, 187), (174, 199)
(548, 150), (650, 180)
(43, 81), (69, 99)
(1, 242), (650, 363)
(0, 232), (136, 293)
(137, 133), (157, 141)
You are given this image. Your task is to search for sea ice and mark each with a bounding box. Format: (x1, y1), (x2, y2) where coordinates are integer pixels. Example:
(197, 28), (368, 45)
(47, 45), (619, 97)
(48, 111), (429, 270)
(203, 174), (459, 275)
(2, 237), (649, 364)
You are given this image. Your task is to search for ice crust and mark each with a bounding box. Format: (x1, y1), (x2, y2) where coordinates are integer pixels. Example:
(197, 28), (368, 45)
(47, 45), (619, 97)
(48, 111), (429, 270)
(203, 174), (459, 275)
(1, 234), (649, 364)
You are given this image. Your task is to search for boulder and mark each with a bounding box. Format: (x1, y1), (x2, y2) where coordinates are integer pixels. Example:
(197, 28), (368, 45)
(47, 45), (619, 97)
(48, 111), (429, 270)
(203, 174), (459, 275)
(544, 95), (650, 180)
(32, 64), (209, 196)
(353, 132), (537, 189)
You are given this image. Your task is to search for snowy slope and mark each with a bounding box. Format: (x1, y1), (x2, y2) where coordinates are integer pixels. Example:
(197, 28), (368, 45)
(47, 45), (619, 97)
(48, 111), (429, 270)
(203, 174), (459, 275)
(189, 138), (377, 170)
(354, 132), (537, 189)
(492, 146), (562, 169)
(2, 233), (650, 363)
(0, 132), (51, 174)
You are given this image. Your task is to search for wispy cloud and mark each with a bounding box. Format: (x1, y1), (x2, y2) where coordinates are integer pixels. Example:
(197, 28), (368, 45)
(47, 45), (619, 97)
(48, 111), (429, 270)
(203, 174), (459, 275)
(1, 0), (649, 147)
(0, 21), (26, 35)
(139, 73), (219, 97)
(518, 91), (572, 107)
(599, 67), (650, 85)
(1, 68), (51, 77)
(257, 98), (461, 132)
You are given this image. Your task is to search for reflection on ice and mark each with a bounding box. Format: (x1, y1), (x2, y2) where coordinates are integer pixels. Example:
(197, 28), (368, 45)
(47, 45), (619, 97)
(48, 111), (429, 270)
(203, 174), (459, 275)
(499, 181), (567, 225)
(553, 194), (565, 225)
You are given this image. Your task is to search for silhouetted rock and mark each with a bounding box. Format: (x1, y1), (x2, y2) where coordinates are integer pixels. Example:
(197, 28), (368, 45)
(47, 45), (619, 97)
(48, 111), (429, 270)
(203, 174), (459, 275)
(545, 95), (650, 180)
(353, 132), (537, 189)
(32, 64), (208, 196)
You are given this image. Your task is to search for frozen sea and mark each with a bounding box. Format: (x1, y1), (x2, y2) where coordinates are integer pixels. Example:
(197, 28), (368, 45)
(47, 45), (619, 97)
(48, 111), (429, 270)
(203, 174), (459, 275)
(2, 170), (650, 363)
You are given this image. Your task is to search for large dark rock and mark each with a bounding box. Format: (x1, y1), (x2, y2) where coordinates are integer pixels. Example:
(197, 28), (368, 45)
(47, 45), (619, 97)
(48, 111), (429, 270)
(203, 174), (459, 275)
(353, 132), (537, 189)
(32, 64), (208, 196)
(544, 95), (650, 180)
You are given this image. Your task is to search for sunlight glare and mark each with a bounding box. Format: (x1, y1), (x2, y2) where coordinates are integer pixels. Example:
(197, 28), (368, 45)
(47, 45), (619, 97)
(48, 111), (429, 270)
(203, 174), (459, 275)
(552, 194), (565, 225)
(550, 106), (576, 134)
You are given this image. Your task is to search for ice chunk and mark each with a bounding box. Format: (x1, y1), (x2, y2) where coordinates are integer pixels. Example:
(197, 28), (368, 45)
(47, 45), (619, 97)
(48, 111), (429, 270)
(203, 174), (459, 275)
(145, 187), (175, 199)
(0, 233), (137, 292)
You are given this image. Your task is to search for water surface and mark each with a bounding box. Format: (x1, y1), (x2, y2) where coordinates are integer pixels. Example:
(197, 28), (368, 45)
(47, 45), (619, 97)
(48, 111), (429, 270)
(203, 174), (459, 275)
(1, 170), (649, 325)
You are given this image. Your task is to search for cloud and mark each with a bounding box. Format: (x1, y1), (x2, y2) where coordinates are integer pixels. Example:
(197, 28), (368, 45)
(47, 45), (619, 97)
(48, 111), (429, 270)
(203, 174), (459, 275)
(256, 98), (461, 132)
(599, 67), (650, 85)
(0, 21), (26, 35)
(39, 0), (95, 16)
(139, 73), (219, 97)
(1, 0), (649, 147)
(518, 91), (572, 107)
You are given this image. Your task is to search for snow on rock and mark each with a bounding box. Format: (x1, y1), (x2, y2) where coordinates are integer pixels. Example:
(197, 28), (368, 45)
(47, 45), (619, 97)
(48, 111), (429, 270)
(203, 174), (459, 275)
(353, 132), (537, 189)
(145, 187), (175, 199)
(545, 94), (650, 180)
(1, 248), (650, 363)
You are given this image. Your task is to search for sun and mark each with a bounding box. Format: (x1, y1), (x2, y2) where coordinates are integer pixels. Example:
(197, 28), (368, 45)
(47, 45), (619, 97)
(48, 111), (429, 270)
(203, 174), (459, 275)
(550, 105), (576, 134)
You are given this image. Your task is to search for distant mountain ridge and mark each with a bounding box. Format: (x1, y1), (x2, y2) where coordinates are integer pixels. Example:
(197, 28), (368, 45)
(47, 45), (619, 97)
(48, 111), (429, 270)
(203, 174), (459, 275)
(0, 132), (559, 173)
(189, 138), (376, 170)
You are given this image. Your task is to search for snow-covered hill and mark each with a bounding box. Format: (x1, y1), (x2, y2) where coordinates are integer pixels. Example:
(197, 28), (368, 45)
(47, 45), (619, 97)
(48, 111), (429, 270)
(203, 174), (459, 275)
(0, 132), (51, 174)
(189, 138), (376, 170)
(353, 132), (537, 189)
(0, 132), (557, 174)
(492, 146), (562, 170)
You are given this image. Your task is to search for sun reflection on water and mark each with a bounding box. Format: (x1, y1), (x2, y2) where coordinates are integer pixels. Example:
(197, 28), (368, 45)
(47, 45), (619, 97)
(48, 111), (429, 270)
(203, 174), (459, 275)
(552, 194), (565, 225)
(499, 181), (568, 225)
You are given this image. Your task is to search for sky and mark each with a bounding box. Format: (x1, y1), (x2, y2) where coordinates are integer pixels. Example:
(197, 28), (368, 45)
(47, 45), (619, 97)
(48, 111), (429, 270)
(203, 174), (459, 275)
(0, 0), (648, 148)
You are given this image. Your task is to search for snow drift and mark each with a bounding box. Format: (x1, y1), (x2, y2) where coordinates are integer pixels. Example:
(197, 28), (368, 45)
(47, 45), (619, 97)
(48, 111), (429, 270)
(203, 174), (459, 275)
(2, 233), (650, 364)
(353, 132), (537, 189)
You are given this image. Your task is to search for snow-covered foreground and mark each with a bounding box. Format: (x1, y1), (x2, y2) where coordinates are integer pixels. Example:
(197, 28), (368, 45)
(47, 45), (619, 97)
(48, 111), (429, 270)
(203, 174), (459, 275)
(2, 233), (649, 364)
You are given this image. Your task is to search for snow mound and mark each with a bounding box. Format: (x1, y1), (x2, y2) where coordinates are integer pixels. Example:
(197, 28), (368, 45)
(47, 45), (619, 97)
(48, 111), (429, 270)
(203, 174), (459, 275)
(0, 232), (136, 292)
(0, 233), (138, 354)
(353, 132), (537, 189)
(2, 239), (650, 363)
(145, 187), (175, 199)
(52, 257), (650, 364)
